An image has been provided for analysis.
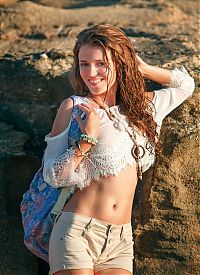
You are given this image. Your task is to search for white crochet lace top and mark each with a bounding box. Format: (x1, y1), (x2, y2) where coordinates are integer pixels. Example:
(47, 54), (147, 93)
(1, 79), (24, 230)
(43, 67), (194, 193)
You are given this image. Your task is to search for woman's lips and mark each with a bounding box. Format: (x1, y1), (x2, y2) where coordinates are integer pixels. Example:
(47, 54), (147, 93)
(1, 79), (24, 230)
(88, 78), (103, 84)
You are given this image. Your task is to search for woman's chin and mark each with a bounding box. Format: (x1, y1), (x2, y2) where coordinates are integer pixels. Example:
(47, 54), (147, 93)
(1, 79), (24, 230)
(88, 88), (107, 96)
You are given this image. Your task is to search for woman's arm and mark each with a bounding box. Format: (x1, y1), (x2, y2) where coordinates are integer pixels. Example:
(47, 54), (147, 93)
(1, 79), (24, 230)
(136, 55), (171, 85)
(136, 55), (195, 125)
(43, 98), (92, 188)
(43, 97), (100, 188)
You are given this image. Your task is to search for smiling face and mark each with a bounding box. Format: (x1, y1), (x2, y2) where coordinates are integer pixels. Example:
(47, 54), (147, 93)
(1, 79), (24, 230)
(78, 44), (117, 96)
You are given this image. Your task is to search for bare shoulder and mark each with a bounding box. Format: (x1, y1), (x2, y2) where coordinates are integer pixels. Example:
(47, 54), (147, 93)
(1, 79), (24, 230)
(50, 97), (74, 137)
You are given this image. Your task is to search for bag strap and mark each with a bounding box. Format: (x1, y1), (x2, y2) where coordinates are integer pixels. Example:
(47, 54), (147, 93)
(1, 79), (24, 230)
(51, 187), (71, 215)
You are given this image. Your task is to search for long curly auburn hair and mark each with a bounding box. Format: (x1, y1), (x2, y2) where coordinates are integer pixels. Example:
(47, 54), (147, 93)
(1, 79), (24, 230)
(70, 24), (158, 148)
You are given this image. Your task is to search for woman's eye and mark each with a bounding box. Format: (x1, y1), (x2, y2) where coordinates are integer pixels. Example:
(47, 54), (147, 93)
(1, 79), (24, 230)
(98, 62), (105, 66)
(80, 63), (88, 67)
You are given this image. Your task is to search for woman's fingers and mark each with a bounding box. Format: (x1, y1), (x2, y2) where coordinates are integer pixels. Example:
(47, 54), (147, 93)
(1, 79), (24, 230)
(75, 103), (95, 126)
(75, 102), (99, 138)
(136, 54), (148, 66)
(77, 103), (95, 115)
(75, 115), (83, 126)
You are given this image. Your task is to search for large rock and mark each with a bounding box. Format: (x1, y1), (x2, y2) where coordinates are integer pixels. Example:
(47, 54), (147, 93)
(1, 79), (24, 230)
(0, 122), (38, 274)
(133, 93), (200, 274)
(0, 1), (199, 274)
(0, 50), (74, 155)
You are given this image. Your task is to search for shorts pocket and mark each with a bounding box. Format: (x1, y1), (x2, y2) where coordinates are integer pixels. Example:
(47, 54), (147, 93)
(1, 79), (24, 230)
(122, 232), (134, 244)
(65, 223), (86, 239)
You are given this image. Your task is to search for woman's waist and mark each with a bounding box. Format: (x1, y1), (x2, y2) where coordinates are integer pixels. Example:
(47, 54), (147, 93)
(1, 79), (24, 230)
(63, 202), (133, 224)
(77, 170), (137, 200)
(63, 177), (136, 224)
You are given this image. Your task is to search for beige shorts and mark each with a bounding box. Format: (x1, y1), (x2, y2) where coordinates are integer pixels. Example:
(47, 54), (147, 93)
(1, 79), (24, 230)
(49, 211), (134, 274)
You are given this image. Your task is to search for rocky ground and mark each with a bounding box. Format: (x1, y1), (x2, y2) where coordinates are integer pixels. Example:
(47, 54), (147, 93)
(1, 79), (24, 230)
(0, 0), (199, 274)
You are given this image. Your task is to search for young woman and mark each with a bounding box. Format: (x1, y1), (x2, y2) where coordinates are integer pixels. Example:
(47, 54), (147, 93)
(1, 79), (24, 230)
(43, 24), (195, 275)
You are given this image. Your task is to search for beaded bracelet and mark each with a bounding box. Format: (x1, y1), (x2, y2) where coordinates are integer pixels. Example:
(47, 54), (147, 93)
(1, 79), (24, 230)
(80, 134), (98, 145)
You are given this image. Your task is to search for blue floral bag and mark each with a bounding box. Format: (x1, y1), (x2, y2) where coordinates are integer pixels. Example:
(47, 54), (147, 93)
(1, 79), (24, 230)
(20, 96), (88, 262)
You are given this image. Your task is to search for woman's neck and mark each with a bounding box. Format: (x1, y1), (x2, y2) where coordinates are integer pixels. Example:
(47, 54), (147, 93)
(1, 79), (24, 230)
(89, 95), (115, 109)
(87, 90), (117, 108)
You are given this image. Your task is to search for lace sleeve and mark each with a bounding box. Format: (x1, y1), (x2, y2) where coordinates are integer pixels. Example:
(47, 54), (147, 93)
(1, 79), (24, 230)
(43, 146), (79, 188)
(152, 66), (195, 126)
(164, 66), (195, 90)
(42, 120), (79, 188)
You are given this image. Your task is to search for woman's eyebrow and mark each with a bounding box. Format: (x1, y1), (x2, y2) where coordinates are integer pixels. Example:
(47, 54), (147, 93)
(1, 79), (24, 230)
(79, 59), (104, 62)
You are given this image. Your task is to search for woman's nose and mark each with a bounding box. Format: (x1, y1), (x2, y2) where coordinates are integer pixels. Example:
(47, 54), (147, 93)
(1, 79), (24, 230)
(89, 64), (98, 76)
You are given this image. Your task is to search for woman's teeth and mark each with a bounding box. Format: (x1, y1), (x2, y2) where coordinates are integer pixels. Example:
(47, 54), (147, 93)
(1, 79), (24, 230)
(89, 79), (102, 84)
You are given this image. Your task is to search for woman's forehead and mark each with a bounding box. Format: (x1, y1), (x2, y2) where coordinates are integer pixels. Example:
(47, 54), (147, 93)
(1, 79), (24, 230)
(78, 44), (112, 61)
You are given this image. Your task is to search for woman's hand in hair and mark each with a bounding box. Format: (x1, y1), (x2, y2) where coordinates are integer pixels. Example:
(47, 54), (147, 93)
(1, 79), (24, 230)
(136, 54), (171, 84)
(136, 54), (149, 78)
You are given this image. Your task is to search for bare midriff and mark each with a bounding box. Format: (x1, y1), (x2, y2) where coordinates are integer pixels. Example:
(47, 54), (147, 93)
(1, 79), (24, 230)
(63, 164), (138, 224)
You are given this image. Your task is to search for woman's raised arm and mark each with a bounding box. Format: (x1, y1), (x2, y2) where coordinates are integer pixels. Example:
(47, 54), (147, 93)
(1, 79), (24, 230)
(136, 55), (195, 125)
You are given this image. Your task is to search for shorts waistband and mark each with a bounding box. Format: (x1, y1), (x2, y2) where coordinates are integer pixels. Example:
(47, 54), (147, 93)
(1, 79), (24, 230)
(58, 211), (132, 232)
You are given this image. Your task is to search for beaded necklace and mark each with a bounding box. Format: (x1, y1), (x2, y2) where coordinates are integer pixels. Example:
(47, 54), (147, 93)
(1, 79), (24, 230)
(90, 97), (145, 180)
